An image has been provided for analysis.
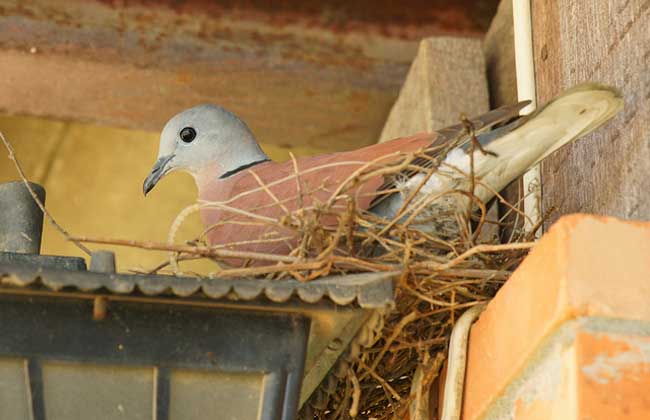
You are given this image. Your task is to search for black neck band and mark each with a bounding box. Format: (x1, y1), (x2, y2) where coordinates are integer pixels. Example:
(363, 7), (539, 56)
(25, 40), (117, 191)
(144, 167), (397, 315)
(219, 158), (270, 179)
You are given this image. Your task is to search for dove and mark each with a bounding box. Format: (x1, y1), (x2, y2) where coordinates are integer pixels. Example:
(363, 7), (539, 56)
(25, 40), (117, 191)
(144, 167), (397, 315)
(143, 84), (622, 259)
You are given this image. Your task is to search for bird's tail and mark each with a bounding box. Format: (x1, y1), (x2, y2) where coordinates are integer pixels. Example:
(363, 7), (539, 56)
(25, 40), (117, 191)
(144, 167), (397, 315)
(472, 83), (623, 202)
(370, 83), (622, 236)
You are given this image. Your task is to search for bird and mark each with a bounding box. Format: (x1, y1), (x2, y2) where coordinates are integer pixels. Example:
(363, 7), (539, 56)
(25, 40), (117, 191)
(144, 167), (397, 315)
(143, 84), (622, 260)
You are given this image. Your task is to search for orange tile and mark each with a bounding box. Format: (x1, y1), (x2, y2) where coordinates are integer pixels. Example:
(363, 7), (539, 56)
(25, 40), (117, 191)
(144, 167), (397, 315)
(507, 327), (650, 420)
(577, 330), (650, 420)
(461, 215), (650, 420)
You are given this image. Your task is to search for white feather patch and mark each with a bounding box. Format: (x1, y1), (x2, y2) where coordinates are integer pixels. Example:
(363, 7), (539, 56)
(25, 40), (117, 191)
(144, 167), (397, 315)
(442, 147), (471, 173)
(398, 148), (471, 196)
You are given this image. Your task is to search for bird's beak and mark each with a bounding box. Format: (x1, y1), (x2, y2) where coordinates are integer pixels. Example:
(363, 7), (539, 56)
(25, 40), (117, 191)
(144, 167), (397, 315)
(143, 154), (175, 196)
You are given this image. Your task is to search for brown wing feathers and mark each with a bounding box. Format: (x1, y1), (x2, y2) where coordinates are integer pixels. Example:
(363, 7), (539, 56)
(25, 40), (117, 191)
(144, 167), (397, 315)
(371, 100), (531, 204)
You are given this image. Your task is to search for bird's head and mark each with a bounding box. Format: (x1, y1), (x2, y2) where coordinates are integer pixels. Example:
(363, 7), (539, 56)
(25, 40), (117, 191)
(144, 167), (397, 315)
(143, 104), (268, 195)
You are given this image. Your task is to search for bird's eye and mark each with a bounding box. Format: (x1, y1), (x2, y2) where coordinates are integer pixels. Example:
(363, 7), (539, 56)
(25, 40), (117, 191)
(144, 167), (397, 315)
(179, 127), (196, 143)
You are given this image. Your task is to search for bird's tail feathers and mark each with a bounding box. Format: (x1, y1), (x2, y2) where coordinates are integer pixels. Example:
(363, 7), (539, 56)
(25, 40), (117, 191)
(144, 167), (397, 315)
(369, 83), (622, 232)
(525, 83), (623, 164)
(472, 83), (622, 197)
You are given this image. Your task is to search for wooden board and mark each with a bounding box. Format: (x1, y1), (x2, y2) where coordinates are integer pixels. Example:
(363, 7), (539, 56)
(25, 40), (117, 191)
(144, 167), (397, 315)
(483, 0), (518, 109)
(378, 36), (490, 142)
(0, 0), (498, 154)
(533, 0), (650, 225)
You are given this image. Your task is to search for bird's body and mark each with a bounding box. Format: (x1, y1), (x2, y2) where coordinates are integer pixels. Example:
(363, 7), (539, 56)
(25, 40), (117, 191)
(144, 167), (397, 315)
(195, 132), (434, 255)
(144, 84), (622, 259)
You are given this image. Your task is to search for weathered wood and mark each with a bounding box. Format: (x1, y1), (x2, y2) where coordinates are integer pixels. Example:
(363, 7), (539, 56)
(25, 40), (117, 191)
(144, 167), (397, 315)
(378, 36), (490, 142)
(533, 0), (650, 225)
(0, 0), (498, 154)
(483, 0), (518, 108)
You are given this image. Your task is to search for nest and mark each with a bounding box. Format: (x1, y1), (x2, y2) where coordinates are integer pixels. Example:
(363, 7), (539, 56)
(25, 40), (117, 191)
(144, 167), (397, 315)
(2, 127), (540, 419)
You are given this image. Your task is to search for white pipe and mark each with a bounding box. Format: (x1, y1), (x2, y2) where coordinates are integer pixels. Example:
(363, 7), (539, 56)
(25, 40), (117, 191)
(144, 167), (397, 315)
(440, 303), (486, 420)
(512, 0), (541, 238)
(438, 7), (539, 415)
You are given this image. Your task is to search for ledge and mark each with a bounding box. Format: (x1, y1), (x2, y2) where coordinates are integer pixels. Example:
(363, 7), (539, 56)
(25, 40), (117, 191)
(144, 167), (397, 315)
(0, 263), (396, 309)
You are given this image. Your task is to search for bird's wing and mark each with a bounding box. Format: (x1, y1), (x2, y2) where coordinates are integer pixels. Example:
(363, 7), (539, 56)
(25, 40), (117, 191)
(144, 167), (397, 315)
(369, 100), (531, 207)
(198, 133), (437, 251)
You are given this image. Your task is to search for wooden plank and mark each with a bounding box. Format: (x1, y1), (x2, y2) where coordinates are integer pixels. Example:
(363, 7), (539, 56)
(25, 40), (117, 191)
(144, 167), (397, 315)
(483, 0), (518, 108)
(0, 0), (497, 154)
(378, 36), (490, 142)
(532, 0), (650, 225)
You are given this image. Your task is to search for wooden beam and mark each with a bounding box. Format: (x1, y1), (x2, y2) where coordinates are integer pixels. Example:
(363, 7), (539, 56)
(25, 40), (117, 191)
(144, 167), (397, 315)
(378, 36), (490, 142)
(532, 0), (650, 225)
(0, 0), (497, 154)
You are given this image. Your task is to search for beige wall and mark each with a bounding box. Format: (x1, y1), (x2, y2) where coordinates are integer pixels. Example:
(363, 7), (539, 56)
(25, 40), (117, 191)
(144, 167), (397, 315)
(0, 115), (327, 273)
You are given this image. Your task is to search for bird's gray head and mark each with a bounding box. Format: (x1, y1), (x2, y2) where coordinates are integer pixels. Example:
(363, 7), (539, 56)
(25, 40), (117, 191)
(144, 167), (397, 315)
(143, 104), (268, 195)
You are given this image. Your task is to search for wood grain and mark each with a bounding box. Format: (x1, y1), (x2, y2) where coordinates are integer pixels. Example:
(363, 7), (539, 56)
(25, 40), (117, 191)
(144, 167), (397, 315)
(378, 36), (490, 142)
(484, 0), (518, 108)
(533, 0), (650, 225)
